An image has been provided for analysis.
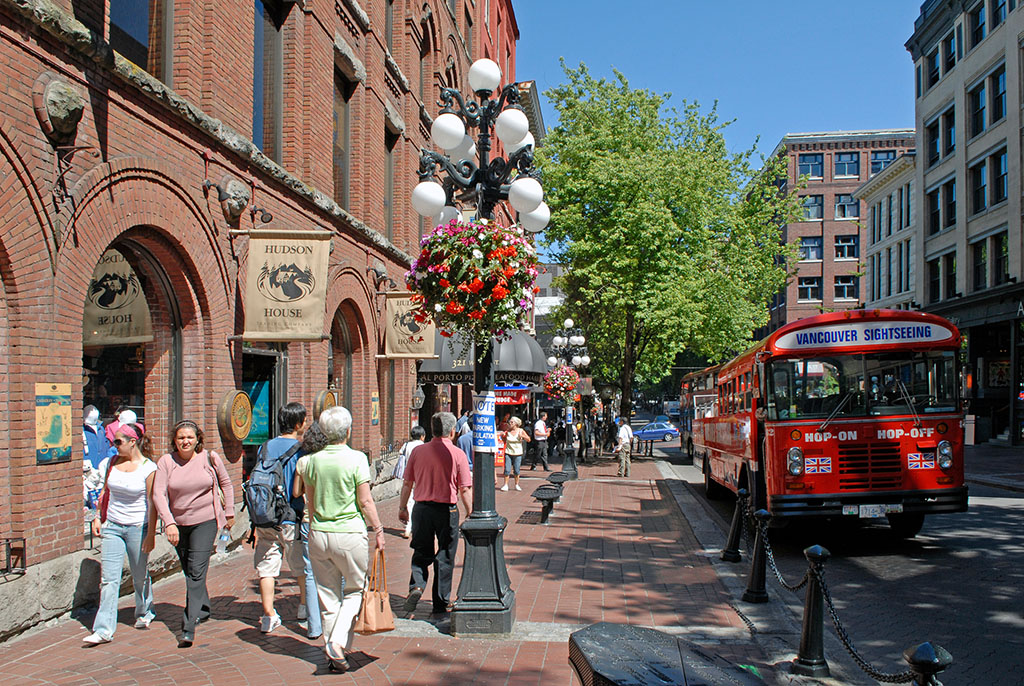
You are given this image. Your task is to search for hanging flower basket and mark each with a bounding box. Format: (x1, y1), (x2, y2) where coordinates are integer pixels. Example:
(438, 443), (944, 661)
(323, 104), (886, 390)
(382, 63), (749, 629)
(405, 218), (539, 344)
(543, 365), (580, 404)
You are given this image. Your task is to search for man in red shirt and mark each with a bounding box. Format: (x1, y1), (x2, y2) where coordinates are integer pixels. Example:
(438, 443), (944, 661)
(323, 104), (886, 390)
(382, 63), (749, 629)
(398, 412), (472, 615)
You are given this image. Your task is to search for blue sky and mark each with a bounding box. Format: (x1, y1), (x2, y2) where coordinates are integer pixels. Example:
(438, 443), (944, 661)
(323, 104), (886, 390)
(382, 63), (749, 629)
(514, 1), (922, 161)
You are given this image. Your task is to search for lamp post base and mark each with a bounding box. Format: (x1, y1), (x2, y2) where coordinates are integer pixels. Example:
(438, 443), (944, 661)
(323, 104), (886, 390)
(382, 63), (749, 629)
(561, 448), (579, 480)
(452, 514), (516, 635)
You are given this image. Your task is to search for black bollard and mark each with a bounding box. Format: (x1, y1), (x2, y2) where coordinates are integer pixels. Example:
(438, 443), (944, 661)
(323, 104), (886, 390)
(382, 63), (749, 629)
(721, 489), (748, 563)
(791, 545), (831, 677)
(903, 642), (952, 686)
(741, 509), (771, 603)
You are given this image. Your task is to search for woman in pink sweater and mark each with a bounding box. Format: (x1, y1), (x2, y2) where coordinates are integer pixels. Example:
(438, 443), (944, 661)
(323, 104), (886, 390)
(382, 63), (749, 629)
(153, 420), (234, 648)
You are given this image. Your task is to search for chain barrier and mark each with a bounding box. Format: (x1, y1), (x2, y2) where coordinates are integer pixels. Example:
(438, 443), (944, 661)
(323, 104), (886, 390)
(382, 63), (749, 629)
(754, 516), (809, 592)
(812, 561), (917, 683)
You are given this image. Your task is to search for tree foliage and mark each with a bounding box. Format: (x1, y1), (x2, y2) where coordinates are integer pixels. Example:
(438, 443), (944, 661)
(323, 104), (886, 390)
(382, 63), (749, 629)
(535, 61), (800, 415)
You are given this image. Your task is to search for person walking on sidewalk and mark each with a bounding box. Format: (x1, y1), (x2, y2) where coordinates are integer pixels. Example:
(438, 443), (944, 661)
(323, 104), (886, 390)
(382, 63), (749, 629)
(615, 417), (633, 477)
(499, 416), (529, 491)
(294, 406), (386, 673)
(153, 420), (235, 648)
(392, 425), (426, 539)
(398, 412), (472, 616)
(83, 423), (157, 645)
(251, 402), (320, 638)
(531, 411), (552, 471)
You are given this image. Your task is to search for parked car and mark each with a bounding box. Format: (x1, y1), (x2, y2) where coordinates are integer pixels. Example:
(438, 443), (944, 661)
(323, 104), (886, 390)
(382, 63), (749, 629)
(634, 422), (679, 442)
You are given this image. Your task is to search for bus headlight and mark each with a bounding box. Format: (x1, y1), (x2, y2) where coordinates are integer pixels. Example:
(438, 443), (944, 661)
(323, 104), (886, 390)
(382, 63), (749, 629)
(787, 447), (804, 475)
(937, 440), (953, 470)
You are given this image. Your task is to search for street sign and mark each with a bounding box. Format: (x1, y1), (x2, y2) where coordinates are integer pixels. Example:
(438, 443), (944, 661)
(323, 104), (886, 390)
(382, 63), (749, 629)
(472, 392), (497, 453)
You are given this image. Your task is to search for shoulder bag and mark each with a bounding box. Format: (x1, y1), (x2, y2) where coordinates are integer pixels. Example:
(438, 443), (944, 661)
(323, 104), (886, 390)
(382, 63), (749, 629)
(206, 450), (227, 508)
(353, 547), (395, 634)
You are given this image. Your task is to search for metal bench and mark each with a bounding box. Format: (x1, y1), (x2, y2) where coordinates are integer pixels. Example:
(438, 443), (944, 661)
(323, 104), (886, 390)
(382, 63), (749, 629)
(569, 622), (763, 685)
(531, 484), (563, 524)
(546, 471), (569, 490)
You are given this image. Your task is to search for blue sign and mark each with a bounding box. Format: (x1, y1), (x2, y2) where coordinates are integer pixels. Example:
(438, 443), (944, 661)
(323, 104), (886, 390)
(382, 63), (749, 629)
(472, 392), (497, 453)
(243, 379), (271, 445)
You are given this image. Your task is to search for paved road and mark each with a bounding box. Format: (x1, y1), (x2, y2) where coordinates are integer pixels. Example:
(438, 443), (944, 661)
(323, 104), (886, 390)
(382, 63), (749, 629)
(670, 452), (1024, 684)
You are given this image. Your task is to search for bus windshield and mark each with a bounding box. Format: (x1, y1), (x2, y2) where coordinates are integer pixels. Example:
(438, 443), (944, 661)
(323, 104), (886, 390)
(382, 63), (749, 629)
(767, 350), (958, 420)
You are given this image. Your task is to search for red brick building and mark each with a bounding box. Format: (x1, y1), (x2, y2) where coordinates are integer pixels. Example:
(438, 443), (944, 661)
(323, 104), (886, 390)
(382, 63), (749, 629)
(758, 130), (916, 338)
(0, 0), (524, 633)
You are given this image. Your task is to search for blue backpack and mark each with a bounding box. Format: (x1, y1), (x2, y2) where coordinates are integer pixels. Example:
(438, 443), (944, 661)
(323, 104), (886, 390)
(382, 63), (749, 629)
(242, 441), (300, 528)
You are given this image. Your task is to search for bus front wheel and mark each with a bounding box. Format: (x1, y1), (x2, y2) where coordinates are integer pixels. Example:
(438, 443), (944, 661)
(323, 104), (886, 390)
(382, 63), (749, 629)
(887, 512), (925, 538)
(704, 460), (729, 500)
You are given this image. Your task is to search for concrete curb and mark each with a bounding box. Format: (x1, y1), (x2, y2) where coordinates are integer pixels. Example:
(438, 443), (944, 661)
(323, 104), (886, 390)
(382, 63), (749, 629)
(965, 475), (1024, 494)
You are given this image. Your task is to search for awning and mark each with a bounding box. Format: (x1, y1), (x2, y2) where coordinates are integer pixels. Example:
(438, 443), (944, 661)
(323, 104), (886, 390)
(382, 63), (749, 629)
(417, 331), (547, 387)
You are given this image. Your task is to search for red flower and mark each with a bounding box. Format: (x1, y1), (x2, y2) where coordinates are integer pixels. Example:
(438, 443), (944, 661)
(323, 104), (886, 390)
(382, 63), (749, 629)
(533, 286), (540, 293)
(440, 330), (453, 337)
(413, 312), (428, 323)
(457, 282), (472, 293)
(440, 278), (451, 288)
(468, 278), (484, 293)
(492, 285), (509, 300)
(468, 309), (485, 319)
(503, 266), (516, 278)
(446, 301), (465, 314)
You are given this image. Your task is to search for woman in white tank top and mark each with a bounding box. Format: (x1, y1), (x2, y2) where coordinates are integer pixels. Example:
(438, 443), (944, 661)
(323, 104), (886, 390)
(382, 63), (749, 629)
(500, 416), (531, 492)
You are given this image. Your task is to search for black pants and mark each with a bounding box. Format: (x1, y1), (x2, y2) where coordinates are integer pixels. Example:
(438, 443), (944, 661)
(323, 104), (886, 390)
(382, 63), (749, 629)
(173, 518), (217, 632)
(409, 502), (459, 612)
(531, 440), (549, 470)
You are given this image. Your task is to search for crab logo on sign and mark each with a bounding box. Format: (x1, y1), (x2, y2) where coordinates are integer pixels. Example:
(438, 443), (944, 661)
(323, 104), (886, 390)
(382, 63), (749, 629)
(256, 263), (316, 302)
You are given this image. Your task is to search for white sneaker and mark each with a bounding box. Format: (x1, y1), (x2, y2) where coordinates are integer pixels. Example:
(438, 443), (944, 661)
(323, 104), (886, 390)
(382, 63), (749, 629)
(82, 632), (110, 645)
(514, 485), (522, 491)
(134, 616), (152, 629)
(297, 604), (308, 621)
(260, 613), (282, 634)
(499, 485), (509, 491)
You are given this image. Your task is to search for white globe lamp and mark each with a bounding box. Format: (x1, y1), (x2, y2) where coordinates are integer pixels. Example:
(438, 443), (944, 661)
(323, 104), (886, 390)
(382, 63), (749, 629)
(564, 318), (574, 329)
(431, 113), (466, 151)
(509, 131), (535, 155)
(411, 181), (447, 217)
(450, 134), (477, 162)
(494, 108), (529, 145)
(520, 202), (550, 232)
(508, 177), (543, 213)
(572, 355), (582, 367)
(553, 335), (564, 347)
(581, 355), (591, 367)
(435, 205), (460, 227)
(547, 356), (558, 367)
(468, 58), (502, 94)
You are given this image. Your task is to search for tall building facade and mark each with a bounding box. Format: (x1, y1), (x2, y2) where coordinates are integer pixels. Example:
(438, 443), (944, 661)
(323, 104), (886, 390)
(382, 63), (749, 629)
(0, 0), (524, 634)
(907, 0), (1024, 444)
(761, 130), (915, 336)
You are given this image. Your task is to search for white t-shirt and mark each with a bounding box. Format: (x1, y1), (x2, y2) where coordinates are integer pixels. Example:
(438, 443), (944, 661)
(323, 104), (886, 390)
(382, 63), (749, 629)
(104, 459), (158, 526)
(534, 419), (548, 440)
(617, 424), (633, 449)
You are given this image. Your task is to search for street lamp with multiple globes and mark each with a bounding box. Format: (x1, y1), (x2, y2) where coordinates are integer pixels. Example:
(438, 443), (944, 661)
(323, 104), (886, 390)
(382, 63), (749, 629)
(410, 58), (548, 635)
(546, 318), (589, 479)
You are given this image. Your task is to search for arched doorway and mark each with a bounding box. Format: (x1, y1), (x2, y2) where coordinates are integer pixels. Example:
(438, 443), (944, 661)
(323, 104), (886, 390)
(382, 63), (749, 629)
(328, 304), (361, 410)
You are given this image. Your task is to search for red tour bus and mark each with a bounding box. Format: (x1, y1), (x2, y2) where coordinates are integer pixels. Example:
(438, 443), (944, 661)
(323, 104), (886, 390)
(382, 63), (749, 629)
(682, 309), (967, 537)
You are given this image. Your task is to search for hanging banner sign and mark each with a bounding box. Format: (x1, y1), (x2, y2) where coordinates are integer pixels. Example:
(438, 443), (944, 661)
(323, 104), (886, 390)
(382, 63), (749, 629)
(36, 382), (72, 463)
(495, 389), (530, 405)
(384, 292), (436, 358)
(775, 320), (955, 352)
(83, 249), (154, 347)
(243, 229), (332, 341)
(472, 392), (497, 453)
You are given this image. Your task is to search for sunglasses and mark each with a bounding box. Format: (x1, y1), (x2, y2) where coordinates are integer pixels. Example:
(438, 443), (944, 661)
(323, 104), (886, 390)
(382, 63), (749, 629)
(113, 438), (134, 446)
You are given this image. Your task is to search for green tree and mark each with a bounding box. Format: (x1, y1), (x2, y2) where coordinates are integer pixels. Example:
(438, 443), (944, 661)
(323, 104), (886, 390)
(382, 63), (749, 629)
(536, 61), (799, 418)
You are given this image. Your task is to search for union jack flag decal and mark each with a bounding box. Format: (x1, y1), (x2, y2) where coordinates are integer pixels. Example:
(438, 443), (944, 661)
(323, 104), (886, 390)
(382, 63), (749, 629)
(805, 457), (832, 474)
(907, 453), (935, 470)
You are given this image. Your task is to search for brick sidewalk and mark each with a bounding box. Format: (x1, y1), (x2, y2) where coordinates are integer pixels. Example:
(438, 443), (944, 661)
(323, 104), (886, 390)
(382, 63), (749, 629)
(0, 451), (771, 685)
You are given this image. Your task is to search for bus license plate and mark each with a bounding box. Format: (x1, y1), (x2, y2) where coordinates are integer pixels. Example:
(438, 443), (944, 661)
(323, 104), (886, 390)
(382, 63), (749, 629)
(858, 504), (903, 518)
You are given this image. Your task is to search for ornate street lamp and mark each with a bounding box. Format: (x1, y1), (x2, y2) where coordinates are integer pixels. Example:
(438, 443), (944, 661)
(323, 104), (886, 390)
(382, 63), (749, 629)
(411, 58), (547, 635)
(545, 318), (589, 479)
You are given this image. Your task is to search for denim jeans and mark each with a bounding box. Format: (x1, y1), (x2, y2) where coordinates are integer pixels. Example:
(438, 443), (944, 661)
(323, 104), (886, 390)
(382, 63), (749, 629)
(92, 521), (154, 640)
(300, 521), (322, 637)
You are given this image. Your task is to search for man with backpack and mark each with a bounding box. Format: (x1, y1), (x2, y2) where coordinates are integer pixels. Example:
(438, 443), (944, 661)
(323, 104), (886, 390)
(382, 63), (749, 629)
(245, 402), (320, 637)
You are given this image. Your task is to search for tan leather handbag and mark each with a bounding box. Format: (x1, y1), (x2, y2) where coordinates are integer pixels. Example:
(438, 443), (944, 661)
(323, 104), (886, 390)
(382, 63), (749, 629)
(353, 548), (395, 634)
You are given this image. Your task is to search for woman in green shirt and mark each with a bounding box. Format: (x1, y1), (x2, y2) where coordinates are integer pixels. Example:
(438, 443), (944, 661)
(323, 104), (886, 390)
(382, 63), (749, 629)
(294, 406), (386, 672)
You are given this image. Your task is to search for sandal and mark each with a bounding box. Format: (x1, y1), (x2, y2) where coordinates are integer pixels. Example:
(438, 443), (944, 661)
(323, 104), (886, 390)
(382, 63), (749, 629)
(325, 643), (349, 672)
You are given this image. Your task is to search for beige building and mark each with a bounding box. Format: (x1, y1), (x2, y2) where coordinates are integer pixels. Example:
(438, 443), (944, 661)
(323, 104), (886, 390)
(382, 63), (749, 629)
(854, 152), (918, 310)
(907, 0), (1024, 444)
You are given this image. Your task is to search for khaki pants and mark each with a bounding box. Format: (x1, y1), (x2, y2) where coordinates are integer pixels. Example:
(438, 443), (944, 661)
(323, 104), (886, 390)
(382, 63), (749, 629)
(617, 444), (631, 477)
(308, 529), (368, 652)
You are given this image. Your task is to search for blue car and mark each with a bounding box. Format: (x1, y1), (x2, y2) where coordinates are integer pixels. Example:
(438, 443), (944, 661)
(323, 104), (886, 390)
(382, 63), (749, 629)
(634, 422), (679, 442)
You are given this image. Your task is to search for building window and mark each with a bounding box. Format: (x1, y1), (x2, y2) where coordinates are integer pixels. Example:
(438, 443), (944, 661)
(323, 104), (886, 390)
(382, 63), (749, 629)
(835, 235), (859, 260)
(332, 71), (355, 209)
(419, 32), (430, 101)
(799, 236), (823, 261)
(871, 150), (896, 175)
(110, 0), (171, 84)
(798, 153), (823, 178)
(798, 277), (822, 301)
(928, 258), (941, 303)
(969, 82), (986, 137)
(943, 178), (956, 229)
(970, 2), (986, 48)
(835, 275), (859, 300)
(994, 231), (1009, 285)
(384, 128), (399, 240)
(835, 194), (859, 219)
(253, 0), (285, 163)
(801, 194), (823, 220)
(886, 247), (893, 297)
(992, 0), (1007, 28)
(972, 239), (988, 291)
(926, 120), (940, 165)
(927, 188), (941, 235)
(385, 0), (394, 51)
(904, 239), (913, 292)
(942, 107), (955, 155)
(992, 148), (1008, 204)
(926, 48), (941, 88)
(448, 0), (456, 15)
(887, 196), (893, 235)
(943, 32), (956, 73)
(834, 152), (859, 177)
(897, 242), (905, 292)
(970, 160), (987, 213)
(991, 66), (1006, 123)
(903, 182), (912, 228)
(943, 252), (957, 298)
(464, 7), (473, 51)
